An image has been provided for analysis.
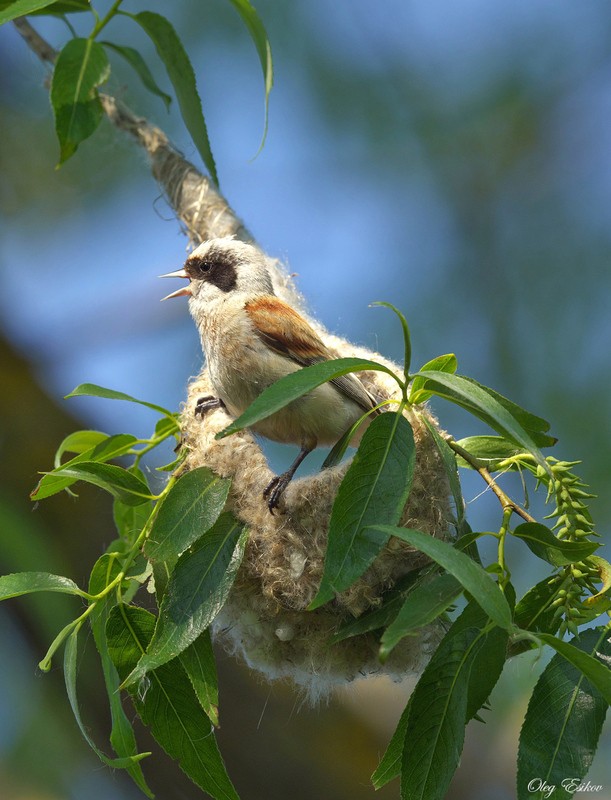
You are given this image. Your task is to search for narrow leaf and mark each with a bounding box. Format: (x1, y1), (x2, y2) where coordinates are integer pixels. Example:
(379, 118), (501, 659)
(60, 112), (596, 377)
(461, 375), (552, 434)
(513, 577), (562, 638)
(64, 624), (150, 769)
(33, 434), (139, 500)
(321, 406), (379, 470)
(226, 0), (273, 153)
(54, 429), (108, 468)
(0, 0), (59, 24)
(144, 467), (231, 565)
(51, 38), (110, 163)
(217, 357), (401, 439)
(101, 41), (172, 110)
(0, 571), (86, 601)
(401, 626), (483, 800)
(412, 370), (551, 470)
(30, 0), (90, 13)
(180, 630), (219, 727)
(585, 556), (611, 605)
(113, 469), (153, 545)
(379, 573), (463, 662)
(371, 696), (412, 789)
(88, 556), (153, 797)
(66, 382), (174, 418)
(463, 620), (508, 721)
(128, 11), (218, 184)
(124, 516), (247, 685)
(331, 571), (423, 644)
(369, 526), (513, 631)
(44, 461), (152, 505)
(372, 301), (412, 376)
(409, 354), (457, 404)
(535, 633), (611, 706)
(107, 605), (239, 800)
(513, 522), (599, 567)
(517, 628), (610, 800)
(420, 415), (465, 528)
(454, 435), (523, 469)
(309, 412), (415, 609)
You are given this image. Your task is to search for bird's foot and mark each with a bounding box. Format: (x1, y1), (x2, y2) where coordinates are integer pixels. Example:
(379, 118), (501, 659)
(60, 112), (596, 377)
(194, 395), (225, 418)
(263, 472), (293, 515)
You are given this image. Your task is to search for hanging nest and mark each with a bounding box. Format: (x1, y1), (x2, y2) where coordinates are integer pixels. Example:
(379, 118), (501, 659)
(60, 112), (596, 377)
(179, 334), (454, 701)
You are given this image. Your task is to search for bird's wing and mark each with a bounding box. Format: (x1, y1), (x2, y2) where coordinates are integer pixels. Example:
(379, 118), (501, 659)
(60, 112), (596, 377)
(245, 295), (378, 414)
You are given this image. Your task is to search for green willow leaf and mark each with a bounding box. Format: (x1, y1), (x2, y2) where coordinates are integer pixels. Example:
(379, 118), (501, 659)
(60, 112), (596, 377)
(30, 0), (90, 12)
(144, 467), (231, 565)
(371, 696), (412, 789)
(128, 11), (218, 184)
(88, 556), (153, 797)
(43, 461), (152, 506)
(513, 577), (562, 638)
(124, 516), (247, 685)
(454, 435), (523, 469)
(154, 414), (181, 438)
(101, 41), (172, 110)
(107, 605), (239, 800)
(369, 527), (513, 631)
(461, 375), (553, 434)
(513, 522), (599, 567)
(33, 434), (138, 500)
(226, 0), (273, 153)
(401, 626), (484, 800)
(409, 354), (457, 404)
(66, 382), (175, 418)
(50, 38), (110, 163)
(372, 301), (412, 376)
(0, 571), (86, 601)
(113, 468), (153, 545)
(412, 370), (552, 470)
(320, 405), (380, 471)
(54, 429), (108, 468)
(454, 603), (508, 721)
(586, 556), (611, 605)
(420, 415), (465, 529)
(534, 634), (611, 706)
(217, 357), (401, 439)
(309, 412), (416, 609)
(0, 0), (59, 24)
(331, 571), (423, 644)
(517, 628), (610, 800)
(64, 624), (150, 769)
(180, 630), (219, 727)
(379, 573), (463, 662)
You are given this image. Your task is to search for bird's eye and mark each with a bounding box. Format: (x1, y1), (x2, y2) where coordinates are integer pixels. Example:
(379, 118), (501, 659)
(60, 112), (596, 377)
(201, 262), (211, 272)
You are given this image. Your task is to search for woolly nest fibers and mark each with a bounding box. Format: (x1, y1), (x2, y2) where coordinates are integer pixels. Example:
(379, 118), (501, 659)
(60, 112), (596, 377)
(179, 329), (454, 700)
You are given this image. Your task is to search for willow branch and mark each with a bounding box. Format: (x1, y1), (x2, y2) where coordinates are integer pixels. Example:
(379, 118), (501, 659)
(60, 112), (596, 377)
(447, 438), (536, 523)
(13, 16), (250, 246)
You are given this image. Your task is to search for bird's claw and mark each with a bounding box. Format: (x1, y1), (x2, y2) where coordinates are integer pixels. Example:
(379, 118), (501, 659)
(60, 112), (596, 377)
(195, 395), (225, 417)
(263, 473), (291, 515)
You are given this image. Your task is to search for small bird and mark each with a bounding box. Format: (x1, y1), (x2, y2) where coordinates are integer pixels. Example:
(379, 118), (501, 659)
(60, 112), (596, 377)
(161, 237), (379, 512)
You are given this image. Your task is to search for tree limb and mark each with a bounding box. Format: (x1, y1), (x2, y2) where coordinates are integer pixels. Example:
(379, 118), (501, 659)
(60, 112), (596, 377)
(13, 17), (250, 248)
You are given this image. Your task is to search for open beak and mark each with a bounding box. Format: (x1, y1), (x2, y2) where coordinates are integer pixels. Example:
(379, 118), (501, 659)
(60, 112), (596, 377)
(159, 268), (191, 301)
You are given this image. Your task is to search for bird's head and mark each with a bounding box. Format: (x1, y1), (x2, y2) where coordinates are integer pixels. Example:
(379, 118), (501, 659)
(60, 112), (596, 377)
(160, 237), (274, 313)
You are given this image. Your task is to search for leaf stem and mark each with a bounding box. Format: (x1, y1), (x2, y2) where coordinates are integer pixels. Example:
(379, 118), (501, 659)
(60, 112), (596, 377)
(497, 506), (513, 589)
(90, 0), (123, 39)
(447, 438), (536, 523)
(38, 602), (96, 671)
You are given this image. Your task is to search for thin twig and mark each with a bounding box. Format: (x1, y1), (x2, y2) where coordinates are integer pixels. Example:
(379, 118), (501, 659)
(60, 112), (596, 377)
(447, 438), (536, 523)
